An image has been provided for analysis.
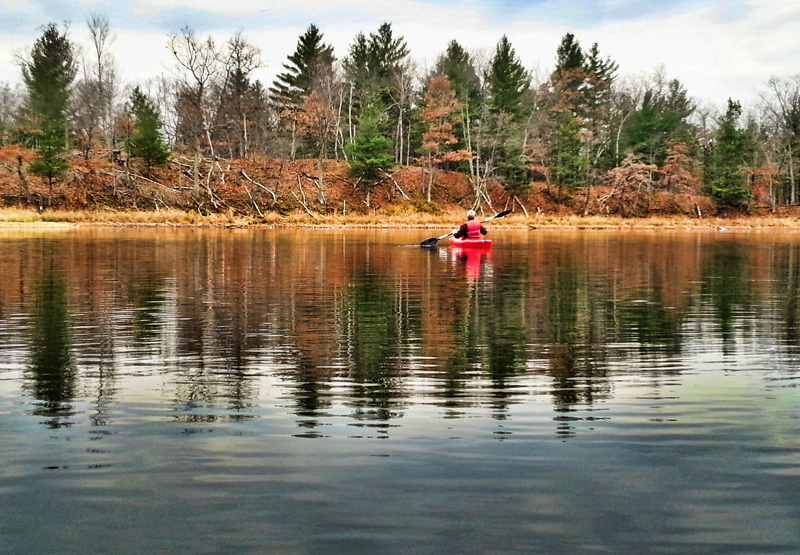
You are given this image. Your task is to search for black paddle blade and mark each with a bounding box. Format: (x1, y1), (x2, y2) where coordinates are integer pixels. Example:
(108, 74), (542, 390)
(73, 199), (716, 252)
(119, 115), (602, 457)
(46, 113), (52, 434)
(420, 237), (439, 247)
(494, 209), (512, 219)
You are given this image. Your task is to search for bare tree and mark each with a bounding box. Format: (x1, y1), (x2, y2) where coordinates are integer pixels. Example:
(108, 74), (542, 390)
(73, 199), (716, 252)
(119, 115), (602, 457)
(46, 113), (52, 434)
(168, 27), (222, 196)
(88, 13), (117, 155)
(214, 32), (262, 159)
(73, 13), (118, 159)
(759, 76), (800, 204)
(0, 81), (24, 140)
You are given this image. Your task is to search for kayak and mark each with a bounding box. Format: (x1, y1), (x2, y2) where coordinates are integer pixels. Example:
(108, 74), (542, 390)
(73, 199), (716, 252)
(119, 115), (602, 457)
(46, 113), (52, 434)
(449, 237), (492, 248)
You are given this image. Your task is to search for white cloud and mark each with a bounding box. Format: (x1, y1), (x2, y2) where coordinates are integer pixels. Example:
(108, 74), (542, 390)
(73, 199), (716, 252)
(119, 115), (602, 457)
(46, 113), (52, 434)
(2, 0), (800, 107)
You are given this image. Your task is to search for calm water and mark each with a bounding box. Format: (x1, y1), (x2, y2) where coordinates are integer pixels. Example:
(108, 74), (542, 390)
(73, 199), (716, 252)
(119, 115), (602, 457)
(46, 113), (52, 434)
(1, 227), (799, 553)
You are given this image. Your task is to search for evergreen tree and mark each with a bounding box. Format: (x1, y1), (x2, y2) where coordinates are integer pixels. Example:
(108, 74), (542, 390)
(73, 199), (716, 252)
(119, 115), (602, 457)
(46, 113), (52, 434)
(345, 102), (394, 199)
(496, 129), (529, 195)
(127, 87), (170, 172)
(485, 36), (530, 122)
(432, 40), (482, 160)
(343, 24), (409, 97)
(20, 23), (77, 197)
(708, 99), (751, 206)
(367, 22), (409, 80)
(621, 78), (694, 165)
(548, 111), (588, 201)
(551, 34), (617, 115)
(342, 23), (410, 159)
(586, 43), (617, 93)
(270, 24), (334, 107)
(434, 40), (481, 106)
(553, 33), (585, 76)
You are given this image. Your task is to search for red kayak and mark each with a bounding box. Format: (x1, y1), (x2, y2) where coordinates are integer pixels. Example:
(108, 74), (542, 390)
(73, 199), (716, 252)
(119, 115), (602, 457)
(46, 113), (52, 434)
(449, 237), (491, 248)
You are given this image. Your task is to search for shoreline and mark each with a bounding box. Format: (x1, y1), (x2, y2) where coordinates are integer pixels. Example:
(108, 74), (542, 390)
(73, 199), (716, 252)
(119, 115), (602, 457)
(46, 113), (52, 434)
(1, 207), (799, 231)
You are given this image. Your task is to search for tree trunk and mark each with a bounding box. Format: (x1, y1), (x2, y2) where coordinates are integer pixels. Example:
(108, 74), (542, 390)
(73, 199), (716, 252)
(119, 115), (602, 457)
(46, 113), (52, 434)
(789, 141), (796, 205)
(396, 106), (404, 164)
(427, 155), (434, 203)
(17, 156), (31, 205)
(242, 113), (248, 159)
(192, 142), (201, 199)
(290, 120), (297, 161)
(463, 104), (475, 178)
(348, 82), (354, 142)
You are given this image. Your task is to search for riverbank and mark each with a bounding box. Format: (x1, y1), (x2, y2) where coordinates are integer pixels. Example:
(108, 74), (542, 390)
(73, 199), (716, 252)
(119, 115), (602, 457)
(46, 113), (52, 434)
(2, 207), (800, 230)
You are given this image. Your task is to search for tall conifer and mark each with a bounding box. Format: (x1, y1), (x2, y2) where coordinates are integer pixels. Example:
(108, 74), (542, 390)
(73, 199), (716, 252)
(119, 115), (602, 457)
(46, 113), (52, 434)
(270, 24), (334, 107)
(485, 36), (530, 122)
(20, 23), (77, 196)
(127, 87), (170, 172)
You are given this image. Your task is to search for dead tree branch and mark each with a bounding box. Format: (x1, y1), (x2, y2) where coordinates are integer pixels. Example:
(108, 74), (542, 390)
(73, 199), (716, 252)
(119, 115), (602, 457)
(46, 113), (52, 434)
(240, 170), (277, 203)
(380, 169), (410, 200)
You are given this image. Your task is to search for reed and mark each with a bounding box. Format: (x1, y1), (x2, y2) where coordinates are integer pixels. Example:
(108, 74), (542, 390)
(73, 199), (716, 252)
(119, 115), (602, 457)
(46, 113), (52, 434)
(1, 207), (799, 229)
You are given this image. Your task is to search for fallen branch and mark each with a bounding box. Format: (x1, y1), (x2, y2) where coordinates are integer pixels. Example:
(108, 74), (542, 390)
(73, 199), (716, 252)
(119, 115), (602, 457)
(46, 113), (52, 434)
(240, 170), (277, 203)
(215, 161), (226, 185)
(243, 184), (264, 217)
(206, 163), (218, 208)
(107, 169), (173, 192)
(481, 193), (494, 213)
(381, 169), (410, 200)
(291, 190), (318, 218)
(514, 195), (529, 218)
(299, 172), (326, 205)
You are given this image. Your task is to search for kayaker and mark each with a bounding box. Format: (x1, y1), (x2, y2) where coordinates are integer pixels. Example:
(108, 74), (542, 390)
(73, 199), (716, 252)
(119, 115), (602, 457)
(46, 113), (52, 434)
(453, 210), (487, 240)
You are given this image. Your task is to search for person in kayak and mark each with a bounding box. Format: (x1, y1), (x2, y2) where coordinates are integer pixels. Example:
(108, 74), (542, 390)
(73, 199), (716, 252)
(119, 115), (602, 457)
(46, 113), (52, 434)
(453, 209), (488, 240)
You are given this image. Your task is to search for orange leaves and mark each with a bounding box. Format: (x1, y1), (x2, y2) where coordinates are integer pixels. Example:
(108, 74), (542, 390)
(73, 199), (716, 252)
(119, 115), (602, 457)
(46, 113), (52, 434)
(440, 149), (473, 162)
(661, 141), (699, 191)
(419, 76), (469, 162)
(0, 145), (37, 165)
(605, 154), (657, 191)
(294, 91), (337, 141)
(420, 76), (463, 123)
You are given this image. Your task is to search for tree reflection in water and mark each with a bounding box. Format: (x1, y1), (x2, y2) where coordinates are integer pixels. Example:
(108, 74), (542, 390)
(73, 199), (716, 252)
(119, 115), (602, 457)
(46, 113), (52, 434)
(5, 229), (800, 438)
(27, 255), (75, 428)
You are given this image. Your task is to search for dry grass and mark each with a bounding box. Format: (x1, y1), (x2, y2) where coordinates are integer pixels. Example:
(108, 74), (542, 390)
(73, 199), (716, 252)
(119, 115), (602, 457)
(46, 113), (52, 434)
(2, 207), (800, 230)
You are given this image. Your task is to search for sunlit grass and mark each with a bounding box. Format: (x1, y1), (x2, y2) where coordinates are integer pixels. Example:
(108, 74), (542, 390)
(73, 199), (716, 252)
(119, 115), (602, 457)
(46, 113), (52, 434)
(1, 207), (799, 229)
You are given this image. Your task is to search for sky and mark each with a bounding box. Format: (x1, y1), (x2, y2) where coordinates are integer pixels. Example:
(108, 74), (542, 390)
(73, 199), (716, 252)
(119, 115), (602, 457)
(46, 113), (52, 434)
(2, 0), (800, 109)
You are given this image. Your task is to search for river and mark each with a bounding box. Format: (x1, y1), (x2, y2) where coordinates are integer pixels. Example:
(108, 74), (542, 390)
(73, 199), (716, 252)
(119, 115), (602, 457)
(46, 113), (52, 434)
(1, 227), (798, 553)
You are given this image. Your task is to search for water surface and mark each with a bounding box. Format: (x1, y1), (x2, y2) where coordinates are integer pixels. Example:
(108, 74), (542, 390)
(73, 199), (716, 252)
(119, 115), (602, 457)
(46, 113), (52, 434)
(1, 228), (799, 553)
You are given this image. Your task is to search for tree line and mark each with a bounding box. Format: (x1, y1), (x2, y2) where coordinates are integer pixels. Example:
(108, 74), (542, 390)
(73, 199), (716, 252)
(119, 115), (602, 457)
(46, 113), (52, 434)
(3, 16), (800, 212)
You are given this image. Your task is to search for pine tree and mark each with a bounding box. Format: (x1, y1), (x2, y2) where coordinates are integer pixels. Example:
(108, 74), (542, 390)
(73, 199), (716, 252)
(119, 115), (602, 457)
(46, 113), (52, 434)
(553, 33), (584, 76)
(434, 40), (481, 106)
(485, 35), (530, 122)
(270, 24), (334, 108)
(548, 111), (588, 201)
(496, 130), (529, 195)
(20, 23), (77, 199)
(345, 102), (394, 201)
(708, 99), (751, 206)
(343, 23), (409, 118)
(621, 79), (694, 165)
(343, 23), (410, 161)
(551, 34), (617, 115)
(127, 87), (170, 173)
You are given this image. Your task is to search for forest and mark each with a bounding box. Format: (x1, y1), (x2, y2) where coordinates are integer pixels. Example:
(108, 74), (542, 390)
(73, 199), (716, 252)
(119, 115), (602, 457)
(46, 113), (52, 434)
(2, 16), (800, 220)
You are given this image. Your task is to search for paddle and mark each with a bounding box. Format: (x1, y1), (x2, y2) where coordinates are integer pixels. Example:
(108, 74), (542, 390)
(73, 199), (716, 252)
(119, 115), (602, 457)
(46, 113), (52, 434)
(420, 209), (512, 247)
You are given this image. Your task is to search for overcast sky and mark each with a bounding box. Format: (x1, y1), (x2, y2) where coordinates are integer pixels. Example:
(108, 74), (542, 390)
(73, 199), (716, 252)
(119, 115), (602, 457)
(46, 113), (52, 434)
(2, 0), (799, 109)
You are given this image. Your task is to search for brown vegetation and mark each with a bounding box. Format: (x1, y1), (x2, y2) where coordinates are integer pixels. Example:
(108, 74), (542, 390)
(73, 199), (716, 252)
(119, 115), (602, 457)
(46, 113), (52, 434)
(1, 151), (799, 228)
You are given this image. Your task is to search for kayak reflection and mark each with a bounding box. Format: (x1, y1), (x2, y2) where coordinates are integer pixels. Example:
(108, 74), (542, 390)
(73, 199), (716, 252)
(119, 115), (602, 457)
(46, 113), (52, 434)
(451, 243), (492, 279)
